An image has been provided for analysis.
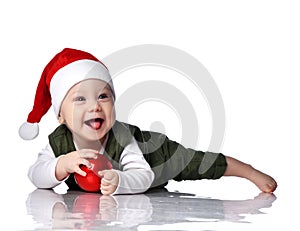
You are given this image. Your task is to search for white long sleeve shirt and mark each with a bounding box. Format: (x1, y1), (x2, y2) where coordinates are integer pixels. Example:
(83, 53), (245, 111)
(28, 137), (154, 195)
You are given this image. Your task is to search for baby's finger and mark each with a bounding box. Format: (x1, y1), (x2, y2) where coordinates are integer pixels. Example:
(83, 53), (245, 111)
(101, 188), (108, 195)
(79, 149), (99, 159)
(74, 157), (94, 176)
(100, 186), (111, 195)
(98, 170), (114, 181)
(101, 180), (110, 187)
(74, 167), (87, 177)
(101, 184), (116, 195)
(79, 158), (93, 169)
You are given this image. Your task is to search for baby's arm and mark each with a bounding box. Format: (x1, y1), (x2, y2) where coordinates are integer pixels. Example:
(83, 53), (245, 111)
(98, 137), (154, 195)
(28, 144), (99, 189)
(223, 156), (277, 192)
(28, 144), (63, 188)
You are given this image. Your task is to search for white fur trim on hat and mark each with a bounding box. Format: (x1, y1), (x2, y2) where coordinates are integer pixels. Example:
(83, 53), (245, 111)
(19, 122), (39, 140)
(50, 59), (114, 117)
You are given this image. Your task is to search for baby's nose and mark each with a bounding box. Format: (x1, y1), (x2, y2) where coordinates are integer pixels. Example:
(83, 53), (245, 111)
(89, 100), (102, 112)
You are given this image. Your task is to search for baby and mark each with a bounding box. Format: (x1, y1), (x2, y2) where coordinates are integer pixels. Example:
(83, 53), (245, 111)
(19, 48), (277, 195)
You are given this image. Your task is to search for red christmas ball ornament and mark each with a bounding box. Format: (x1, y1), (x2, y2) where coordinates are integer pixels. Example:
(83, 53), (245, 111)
(74, 154), (113, 192)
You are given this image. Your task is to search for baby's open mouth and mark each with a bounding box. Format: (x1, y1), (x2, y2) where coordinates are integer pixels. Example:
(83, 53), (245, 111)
(84, 118), (104, 130)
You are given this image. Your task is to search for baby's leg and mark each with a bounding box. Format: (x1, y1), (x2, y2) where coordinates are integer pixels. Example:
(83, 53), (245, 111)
(223, 156), (277, 193)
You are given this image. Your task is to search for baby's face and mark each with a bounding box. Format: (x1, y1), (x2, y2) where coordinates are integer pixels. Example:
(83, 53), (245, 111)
(59, 79), (115, 143)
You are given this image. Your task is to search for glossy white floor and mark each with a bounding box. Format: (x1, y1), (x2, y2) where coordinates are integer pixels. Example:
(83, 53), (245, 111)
(2, 175), (296, 231)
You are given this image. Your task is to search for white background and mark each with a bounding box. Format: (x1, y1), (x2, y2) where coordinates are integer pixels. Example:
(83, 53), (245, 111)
(0, 0), (299, 230)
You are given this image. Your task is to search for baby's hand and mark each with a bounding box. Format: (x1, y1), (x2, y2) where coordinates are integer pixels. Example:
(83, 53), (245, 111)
(98, 170), (119, 195)
(55, 149), (99, 181)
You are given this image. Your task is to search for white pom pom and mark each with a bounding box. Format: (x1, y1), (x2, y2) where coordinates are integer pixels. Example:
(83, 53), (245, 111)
(19, 122), (39, 140)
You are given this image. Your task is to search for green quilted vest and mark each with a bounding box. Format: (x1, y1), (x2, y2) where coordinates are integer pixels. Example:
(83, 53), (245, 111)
(49, 120), (227, 191)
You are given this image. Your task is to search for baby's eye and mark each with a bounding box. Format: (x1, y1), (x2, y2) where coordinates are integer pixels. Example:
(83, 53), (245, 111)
(74, 96), (86, 102)
(98, 94), (108, 100)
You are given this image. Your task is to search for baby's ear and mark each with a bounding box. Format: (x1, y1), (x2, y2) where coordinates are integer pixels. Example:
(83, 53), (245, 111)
(58, 114), (65, 124)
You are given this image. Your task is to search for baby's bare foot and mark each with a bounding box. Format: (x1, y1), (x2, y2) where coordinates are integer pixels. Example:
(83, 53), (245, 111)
(248, 167), (277, 193)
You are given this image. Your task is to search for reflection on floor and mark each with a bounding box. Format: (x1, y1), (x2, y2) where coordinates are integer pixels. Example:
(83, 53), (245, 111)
(25, 187), (276, 230)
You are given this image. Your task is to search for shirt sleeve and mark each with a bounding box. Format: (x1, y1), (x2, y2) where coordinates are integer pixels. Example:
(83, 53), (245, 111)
(112, 137), (155, 195)
(28, 144), (64, 189)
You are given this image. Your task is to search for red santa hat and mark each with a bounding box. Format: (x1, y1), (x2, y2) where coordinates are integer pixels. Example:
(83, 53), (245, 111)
(19, 48), (114, 140)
